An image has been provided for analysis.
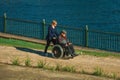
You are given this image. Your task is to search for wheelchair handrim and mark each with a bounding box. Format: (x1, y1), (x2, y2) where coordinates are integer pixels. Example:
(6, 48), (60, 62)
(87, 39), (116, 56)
(52, 45), (63, 58)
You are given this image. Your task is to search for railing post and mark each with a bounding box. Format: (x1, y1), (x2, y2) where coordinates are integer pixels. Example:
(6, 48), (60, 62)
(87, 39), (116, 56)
(3, 13), (7, 33)
(85, 25), (88, 47)
(42, 19), (46, 39)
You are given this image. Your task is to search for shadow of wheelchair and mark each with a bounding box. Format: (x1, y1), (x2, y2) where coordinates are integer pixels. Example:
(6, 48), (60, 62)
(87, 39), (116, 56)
(15, 47), (73, 60)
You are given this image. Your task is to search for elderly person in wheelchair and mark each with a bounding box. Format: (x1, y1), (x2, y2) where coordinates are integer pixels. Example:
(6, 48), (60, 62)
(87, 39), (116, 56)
(52, 30), (78, 58)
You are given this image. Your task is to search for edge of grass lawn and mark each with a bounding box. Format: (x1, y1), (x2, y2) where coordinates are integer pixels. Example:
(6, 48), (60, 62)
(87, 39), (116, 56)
(0, 37), (120, 58)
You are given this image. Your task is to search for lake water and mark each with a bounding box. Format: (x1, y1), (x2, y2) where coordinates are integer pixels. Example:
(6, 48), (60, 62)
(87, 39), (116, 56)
(0, 0), (120, 32)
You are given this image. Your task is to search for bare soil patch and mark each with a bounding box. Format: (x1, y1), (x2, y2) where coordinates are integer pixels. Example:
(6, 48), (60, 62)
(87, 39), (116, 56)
(0, 63), (114, 80)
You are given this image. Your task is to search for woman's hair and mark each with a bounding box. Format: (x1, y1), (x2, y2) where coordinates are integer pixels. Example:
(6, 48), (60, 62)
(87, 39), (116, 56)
(52, 20), (57, 25)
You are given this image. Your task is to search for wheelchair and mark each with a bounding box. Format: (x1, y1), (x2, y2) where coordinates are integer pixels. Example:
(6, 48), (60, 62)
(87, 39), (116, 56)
(52, 44), (70, 58)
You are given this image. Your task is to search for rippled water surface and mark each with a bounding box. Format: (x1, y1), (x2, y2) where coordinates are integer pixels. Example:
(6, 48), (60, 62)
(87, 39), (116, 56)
(0, 0), (120, 32)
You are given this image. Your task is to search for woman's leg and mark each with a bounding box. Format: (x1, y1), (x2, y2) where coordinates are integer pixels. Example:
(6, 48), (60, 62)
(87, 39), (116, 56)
(44, 40), (51, 53)
(52, 39), (58, 45)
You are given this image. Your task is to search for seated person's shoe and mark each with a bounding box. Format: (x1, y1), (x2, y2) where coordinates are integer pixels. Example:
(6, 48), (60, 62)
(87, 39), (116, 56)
(73, 53), (78, 56)
(71, 56), (74, 59)
(71, 54), (74, 58)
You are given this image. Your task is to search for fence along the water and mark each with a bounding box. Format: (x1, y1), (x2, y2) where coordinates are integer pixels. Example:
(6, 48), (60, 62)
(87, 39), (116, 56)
(88, 30), (120, 52)
(0, 15), (120, 52)
(3, 13), (45, 39)
(6, 18), (44, 39)
(0, 16), (3, 32)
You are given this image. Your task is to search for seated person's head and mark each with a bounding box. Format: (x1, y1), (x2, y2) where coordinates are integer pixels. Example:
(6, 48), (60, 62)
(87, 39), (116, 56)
(60, 30), (67, 37)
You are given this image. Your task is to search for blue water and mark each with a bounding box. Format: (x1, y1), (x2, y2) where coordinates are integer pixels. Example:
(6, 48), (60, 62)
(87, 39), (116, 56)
(0, 0), (120, 32)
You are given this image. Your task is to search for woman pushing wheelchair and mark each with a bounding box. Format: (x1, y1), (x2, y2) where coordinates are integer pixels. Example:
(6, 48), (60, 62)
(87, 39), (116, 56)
(44, 20), (77, 58)
(44, 20), (59, 55)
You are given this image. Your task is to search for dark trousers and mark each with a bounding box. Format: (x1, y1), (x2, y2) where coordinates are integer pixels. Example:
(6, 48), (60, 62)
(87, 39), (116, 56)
(66, 44), (75, 56)
(44, 39), (57, 53)
(61, 43), (75, 56)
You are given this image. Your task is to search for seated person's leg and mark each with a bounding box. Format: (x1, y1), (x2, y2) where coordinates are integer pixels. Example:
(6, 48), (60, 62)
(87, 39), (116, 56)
(65, 46), (74, 57)
(69, 44), (75, 53)
(68, 44), (78, 56)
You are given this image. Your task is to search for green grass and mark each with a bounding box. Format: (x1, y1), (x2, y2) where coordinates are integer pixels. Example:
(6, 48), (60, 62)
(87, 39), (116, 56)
(0, 37), (120, 58)
(37, 60), (47, 68)
(79, 50), (120, 58)
(62, 65), (76, 72)
(0, 37), (45, 50)
(93, 67), (103, 76)
(11, 56), (20, 65)
(24, 56), (31, 66)
(54, 63), (62, 71)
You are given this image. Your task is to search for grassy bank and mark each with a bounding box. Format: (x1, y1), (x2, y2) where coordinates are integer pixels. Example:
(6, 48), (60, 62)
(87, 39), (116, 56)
(0, 37), (120, 58)
(0, 37), (45, 50)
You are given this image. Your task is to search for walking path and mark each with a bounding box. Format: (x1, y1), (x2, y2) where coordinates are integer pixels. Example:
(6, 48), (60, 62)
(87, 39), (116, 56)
(0, 46), (120, 80)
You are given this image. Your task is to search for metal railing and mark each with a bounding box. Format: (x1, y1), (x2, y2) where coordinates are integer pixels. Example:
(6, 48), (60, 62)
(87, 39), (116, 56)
(0, 13), (120, 52)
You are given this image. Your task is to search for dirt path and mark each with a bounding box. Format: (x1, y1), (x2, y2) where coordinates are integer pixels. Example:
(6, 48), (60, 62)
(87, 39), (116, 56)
(0, 46), (120, 80)
(0, 63), (113, 80)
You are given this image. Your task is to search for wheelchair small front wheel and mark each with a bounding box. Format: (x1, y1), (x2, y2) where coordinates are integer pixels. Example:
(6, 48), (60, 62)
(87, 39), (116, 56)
(52, 45), (63, 58)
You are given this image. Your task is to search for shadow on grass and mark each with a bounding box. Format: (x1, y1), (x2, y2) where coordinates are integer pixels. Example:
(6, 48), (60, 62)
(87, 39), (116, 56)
(15, 47), (53, 58)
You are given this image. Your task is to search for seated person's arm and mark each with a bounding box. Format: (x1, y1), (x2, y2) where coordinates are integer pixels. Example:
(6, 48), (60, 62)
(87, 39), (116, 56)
(59, 37), (67, 46)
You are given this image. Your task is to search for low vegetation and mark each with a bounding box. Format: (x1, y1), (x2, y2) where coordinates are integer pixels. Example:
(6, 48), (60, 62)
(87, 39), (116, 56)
(9, 56), (119, 79)
(93, 67), (103, 76)
(11, 56), (20, 66)
(24, 56), (31, 66)
(37, 60), (47, 68)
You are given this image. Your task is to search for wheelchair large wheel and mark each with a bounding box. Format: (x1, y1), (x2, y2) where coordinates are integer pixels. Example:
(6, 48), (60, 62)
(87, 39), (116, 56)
(52, 45), (63, 58)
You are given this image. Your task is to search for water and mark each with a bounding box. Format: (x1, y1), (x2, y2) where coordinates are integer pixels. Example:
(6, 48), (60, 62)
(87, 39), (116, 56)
(0, 0), (120, 32)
